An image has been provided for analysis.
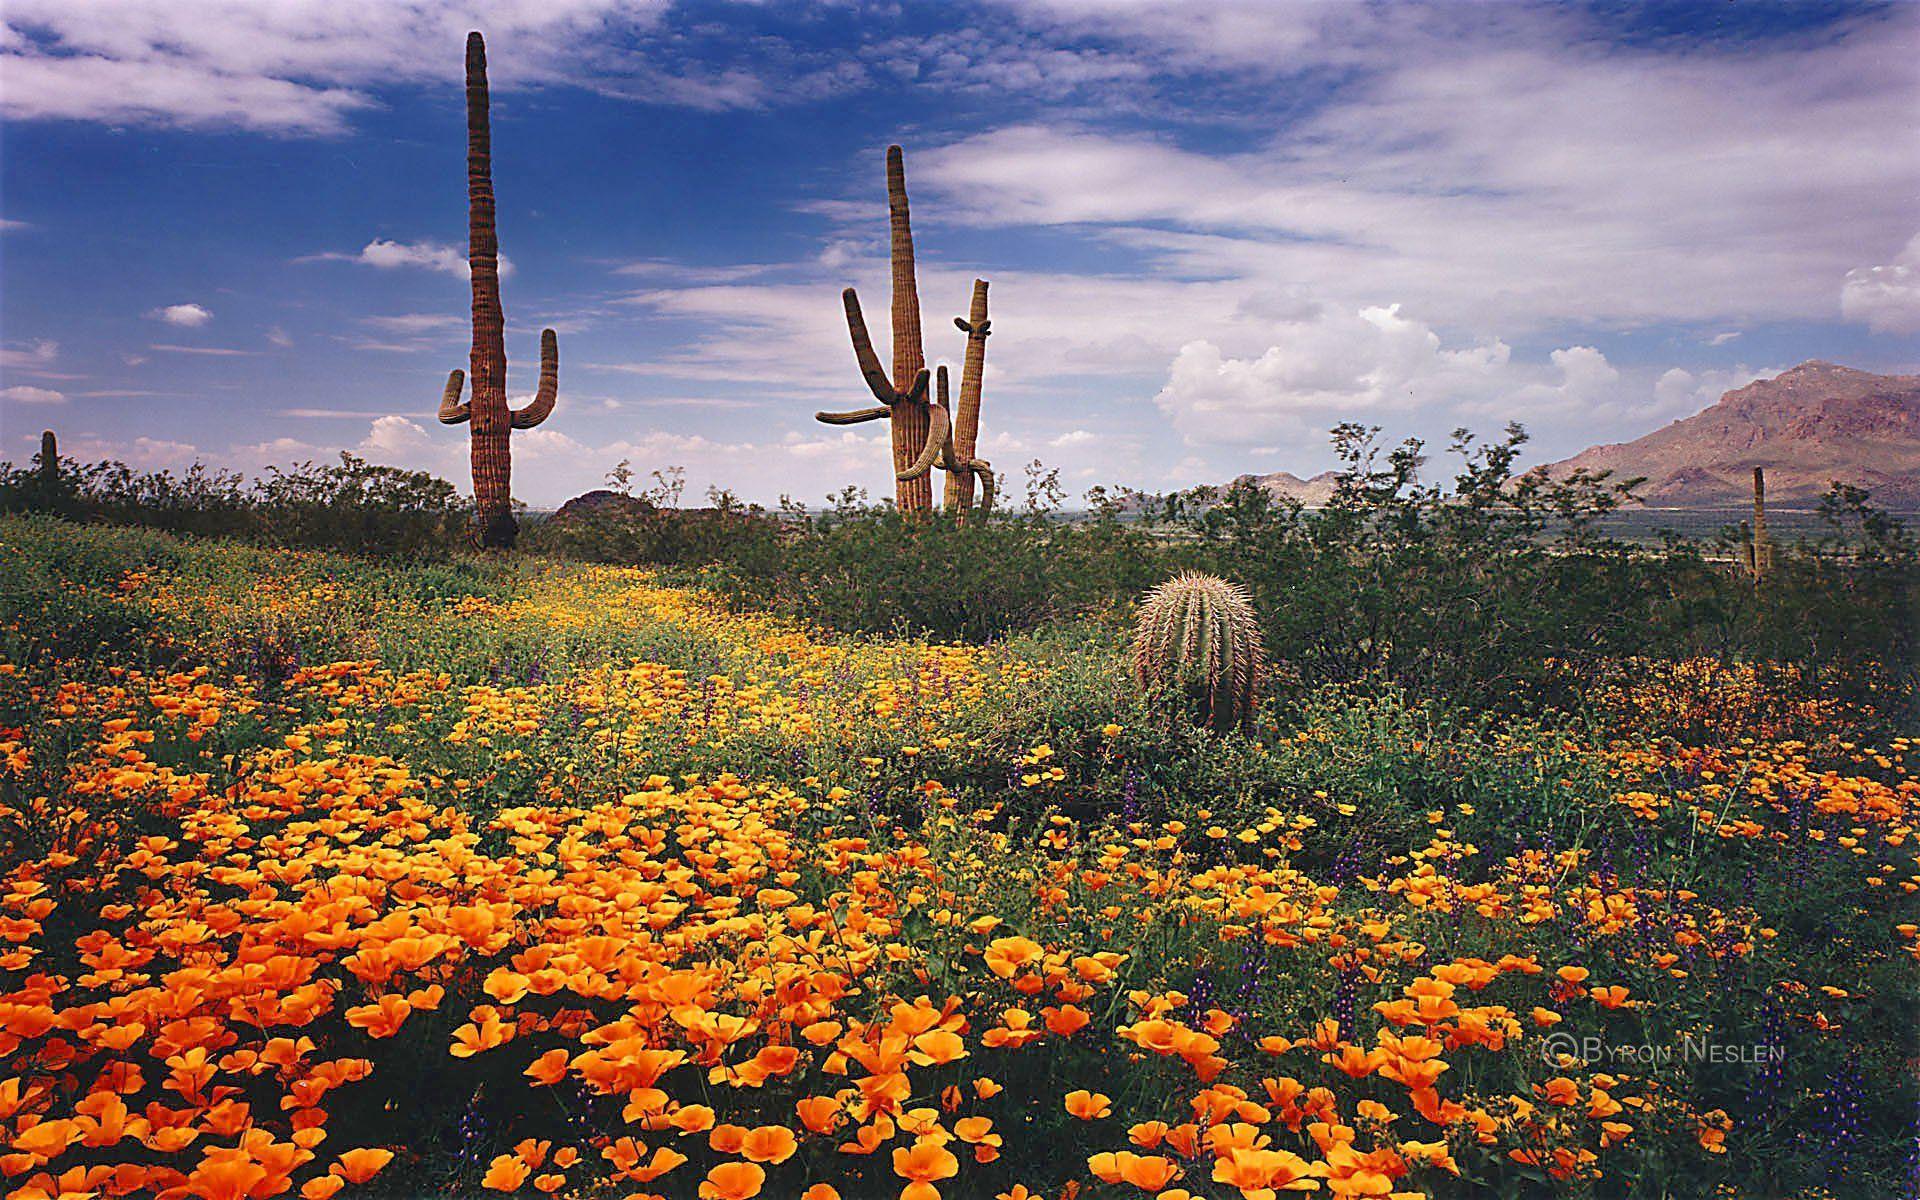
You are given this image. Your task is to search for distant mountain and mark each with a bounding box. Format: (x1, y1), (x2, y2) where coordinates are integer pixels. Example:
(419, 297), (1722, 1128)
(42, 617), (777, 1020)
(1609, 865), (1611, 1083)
(1545, 361), (1920, 507)
(1225, 469), (1344, 507)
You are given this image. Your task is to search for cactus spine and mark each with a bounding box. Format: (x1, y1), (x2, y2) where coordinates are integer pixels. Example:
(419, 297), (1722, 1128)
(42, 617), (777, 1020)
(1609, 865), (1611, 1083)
(1130, 572), (1264, 732)
(1750, 466), (1772, 581)
(436, 30), (558, 549)
(816, 145), (935, 511)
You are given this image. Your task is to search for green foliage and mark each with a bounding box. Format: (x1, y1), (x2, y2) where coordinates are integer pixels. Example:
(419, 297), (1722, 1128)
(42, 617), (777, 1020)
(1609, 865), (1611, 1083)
(710, 505), (1162, 642)
(524, 490), (783, 567)
(0, 451), (466, 556)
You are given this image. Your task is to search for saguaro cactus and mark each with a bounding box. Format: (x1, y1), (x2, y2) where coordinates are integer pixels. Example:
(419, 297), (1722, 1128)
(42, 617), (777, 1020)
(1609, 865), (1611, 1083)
(436, 30), (558, 549)
(38, 431), (57, 491)
(1130, 572), (1264, 732)
(816, 145), (934, 511)
(1749, 466), (1772, 581)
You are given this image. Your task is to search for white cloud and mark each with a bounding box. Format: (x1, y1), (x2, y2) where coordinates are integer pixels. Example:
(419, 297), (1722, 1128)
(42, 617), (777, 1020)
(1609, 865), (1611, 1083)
(50, 433), (202, 471)
(914, 20), (1919, 331)
(306, 238), (512, 279)
(1649, 364), (1786, 421)
(149, 343), (255, 356)
(1, 385), (66, 405)
(0, 1), (846, 135)
(1152, 303), (1515, 445)
(267, 326), (294, 347)
(364, 313), (465, 333)
(1707, 331), (1742, 346)
(0, 51), (372, 135)
(147, 302), (213, 327)
(1841, 234), (1920, 335)
(0, 339), (59, 371)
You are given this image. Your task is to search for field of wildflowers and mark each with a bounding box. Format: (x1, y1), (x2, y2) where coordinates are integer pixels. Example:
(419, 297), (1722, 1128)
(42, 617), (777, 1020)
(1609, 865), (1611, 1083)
(2, 515), (1915, 1200)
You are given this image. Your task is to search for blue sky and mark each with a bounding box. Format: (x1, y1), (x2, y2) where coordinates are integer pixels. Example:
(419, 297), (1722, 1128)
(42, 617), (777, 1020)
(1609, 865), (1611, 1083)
(3, 0), (1917, 507)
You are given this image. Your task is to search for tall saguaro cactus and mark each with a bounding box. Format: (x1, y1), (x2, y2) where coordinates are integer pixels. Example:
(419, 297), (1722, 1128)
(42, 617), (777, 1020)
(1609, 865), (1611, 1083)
(38, 431), (58, 492)
(436, 30), (558, 549)
(1749, 466), (1772, 581)
(816, 145), (934, 511)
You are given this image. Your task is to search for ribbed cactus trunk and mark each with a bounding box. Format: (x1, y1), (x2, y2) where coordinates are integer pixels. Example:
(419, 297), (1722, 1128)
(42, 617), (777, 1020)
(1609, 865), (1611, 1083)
(1751, 466), (1771, 581)
(885, 146), (932, 512)
(437, 31), (558, 550)
(38, 430), (57, 491)
(944, 280), (989, 514)
(466, 32), (515, 548)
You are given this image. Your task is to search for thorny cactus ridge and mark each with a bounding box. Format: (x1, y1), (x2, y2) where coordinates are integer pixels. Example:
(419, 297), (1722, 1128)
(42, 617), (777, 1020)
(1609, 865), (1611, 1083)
(1130, 572), (1264, 732)
(435, 30), (558, 549)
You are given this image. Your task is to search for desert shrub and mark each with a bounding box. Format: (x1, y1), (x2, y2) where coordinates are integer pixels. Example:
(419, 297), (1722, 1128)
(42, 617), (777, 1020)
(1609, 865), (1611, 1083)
(0, 452), (466, 557)
(524, 490), (784, 567)
(709, 505), (1164, 642)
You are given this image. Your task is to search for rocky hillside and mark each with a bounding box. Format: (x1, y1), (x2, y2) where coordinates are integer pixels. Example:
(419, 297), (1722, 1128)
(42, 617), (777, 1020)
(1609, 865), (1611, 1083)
(1545, 361), (1920, 507)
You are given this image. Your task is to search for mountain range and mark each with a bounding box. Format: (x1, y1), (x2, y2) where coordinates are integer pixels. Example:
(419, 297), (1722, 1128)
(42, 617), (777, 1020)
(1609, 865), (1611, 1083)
(1224, 361), (1920, 509)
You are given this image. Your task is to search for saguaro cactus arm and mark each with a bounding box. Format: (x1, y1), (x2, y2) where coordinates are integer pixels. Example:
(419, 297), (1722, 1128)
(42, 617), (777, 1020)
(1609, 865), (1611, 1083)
(816, 406), (892, 426)
(819, 288), (930, 423)
(899, 364), (996, 507)
(844, 288), (898, 405)
(898, 369), (954, 482)
(438, 370), (471, 424)
(508, 329), (559, 429)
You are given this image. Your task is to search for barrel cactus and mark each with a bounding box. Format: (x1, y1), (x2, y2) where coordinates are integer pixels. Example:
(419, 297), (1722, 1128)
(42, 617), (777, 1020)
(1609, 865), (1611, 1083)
(1130, 572), (1263, 731)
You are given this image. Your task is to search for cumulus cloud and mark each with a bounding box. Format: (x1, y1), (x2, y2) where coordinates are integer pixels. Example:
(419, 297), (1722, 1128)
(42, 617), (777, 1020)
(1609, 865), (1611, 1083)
(1649, 364), (1786, 420)
(1153, 304), (1516, 445)
(1, 384), (66, 405)
(1841, 234), (1920, 335)
(147, 303), (212, 327)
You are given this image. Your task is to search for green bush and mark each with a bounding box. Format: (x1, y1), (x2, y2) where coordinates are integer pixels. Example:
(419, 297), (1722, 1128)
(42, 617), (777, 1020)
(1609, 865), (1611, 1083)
(0, 451), (467, 557)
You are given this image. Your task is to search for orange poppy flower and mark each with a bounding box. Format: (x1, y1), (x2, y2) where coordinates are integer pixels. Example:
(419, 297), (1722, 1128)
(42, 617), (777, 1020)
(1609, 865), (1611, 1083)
(1043, 1005), (1091, 1037)
(741, 1126), (799, 1165)
(1065, 1090), (1112, 1120)
(983, 936), (1043, 979)
(892, 1140), (960, 1200)
(699, 1161), (767, 1200)
(797, 1096), (845, 1135)
(331, 1148), (394, 1184)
